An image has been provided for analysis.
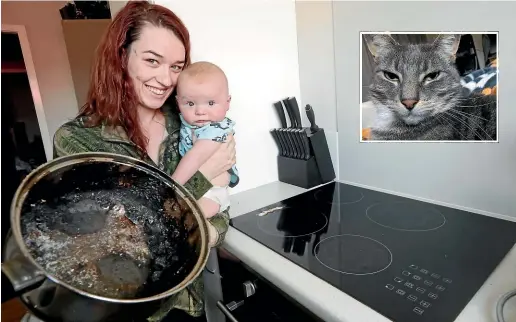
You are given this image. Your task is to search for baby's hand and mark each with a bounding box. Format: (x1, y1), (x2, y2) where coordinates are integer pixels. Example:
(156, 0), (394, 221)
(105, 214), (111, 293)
(211, 172), (230, 187)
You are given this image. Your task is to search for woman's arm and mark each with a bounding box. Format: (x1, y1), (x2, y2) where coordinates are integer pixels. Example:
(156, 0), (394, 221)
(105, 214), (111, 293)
(53, 124), (97, 157)
(171, 140), (220, 185)
(184, 134), (235, 200)
(179, 137), (235, 247)
(207, 209), (230, 247)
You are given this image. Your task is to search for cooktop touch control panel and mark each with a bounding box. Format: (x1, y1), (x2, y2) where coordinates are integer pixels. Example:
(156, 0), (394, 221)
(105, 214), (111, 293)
(385, 264), (452, 316)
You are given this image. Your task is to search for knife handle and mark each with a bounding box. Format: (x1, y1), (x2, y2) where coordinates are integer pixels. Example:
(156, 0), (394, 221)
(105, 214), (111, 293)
(280, 129), (295, 158)
(270, 130), (282, 156)
(294, 129), (306, 160)
(274, 101), (288, 128)
(287, 97), (302, 128)
(291, 129), (303, 159)
(285, 129), (299, 159)
(275, 129), (288, 157)
(305, 104), (319, 132)
(299, 129), (311, 160)
(282, 99), (298, 128)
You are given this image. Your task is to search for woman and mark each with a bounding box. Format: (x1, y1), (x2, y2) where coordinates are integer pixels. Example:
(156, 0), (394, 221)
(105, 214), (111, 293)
(53, 1), (236, 321)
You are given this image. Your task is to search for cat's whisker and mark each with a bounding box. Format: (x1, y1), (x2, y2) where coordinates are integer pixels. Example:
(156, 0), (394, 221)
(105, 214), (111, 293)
(442, 114), (484, 140)
(436, 115), (468, 140)
(443, 111), (494, 141)
(453, 95), (497, 102)
(447, 109), (490, 122)
(442, 111), (482, 134)
(451, 102), (497, 108)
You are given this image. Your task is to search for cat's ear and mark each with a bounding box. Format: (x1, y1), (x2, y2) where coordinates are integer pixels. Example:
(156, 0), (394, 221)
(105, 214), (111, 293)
(433, 34), (461, 60)
(364, 34), (398, 61)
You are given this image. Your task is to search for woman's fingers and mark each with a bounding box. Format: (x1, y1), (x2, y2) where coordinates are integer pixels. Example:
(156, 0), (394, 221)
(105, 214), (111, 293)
(224, 134), (236, 164)
(227, 133), (236, 146)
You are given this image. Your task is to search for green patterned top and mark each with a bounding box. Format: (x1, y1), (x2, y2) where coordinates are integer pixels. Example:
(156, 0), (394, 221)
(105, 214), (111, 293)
(53, 104), (230, 320)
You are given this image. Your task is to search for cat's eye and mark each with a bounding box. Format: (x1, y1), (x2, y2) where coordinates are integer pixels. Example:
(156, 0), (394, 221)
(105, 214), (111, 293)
(424, 72), (440, 81)
(383, 71), (399, 81)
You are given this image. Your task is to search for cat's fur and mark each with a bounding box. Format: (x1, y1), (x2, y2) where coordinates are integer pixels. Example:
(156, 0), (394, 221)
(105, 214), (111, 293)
(365, 34), (497, 141)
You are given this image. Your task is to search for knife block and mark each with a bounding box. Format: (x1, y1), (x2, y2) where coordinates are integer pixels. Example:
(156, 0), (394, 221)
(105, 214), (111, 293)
(277, 128), (335, 189)
(278, 156), (321, 189)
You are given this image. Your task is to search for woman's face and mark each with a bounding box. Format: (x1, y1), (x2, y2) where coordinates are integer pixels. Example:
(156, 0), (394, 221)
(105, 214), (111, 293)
(127, 24), (186, 110)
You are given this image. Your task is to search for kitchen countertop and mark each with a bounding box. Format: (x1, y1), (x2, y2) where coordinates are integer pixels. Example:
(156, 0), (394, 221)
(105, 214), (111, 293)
(224, 181), (516, 322)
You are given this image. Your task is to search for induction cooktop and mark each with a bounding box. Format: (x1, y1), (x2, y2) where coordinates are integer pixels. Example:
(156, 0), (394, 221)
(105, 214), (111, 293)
(229, 181), (516, 322)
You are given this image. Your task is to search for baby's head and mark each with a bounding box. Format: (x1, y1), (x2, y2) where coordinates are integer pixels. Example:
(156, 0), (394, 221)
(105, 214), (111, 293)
(176, 61), (231, 127)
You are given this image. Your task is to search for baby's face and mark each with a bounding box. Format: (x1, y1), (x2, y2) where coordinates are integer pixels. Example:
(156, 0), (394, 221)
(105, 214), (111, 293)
(176, 76), (230, 127)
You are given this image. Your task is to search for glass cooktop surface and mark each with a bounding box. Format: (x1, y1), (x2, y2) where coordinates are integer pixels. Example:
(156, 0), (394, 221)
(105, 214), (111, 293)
(229, 181), (516, 322)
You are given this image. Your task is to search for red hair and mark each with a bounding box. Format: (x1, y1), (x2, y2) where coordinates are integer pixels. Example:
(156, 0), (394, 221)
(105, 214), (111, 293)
(80, 0), (191, 154)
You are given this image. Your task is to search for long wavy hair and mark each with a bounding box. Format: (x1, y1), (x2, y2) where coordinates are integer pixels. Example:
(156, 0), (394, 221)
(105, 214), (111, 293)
(80, 0), (191, 154)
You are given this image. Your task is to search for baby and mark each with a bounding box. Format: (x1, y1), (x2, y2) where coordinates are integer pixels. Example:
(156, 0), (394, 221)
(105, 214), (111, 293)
(172, 61), (239, 218)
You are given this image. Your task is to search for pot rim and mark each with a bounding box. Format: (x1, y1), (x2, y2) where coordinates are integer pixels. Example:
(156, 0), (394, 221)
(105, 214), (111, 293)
(9, 152), (211, 303)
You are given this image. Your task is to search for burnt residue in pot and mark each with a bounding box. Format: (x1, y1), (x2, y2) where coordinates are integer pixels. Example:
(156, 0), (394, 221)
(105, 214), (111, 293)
(20, 161), (202, 300)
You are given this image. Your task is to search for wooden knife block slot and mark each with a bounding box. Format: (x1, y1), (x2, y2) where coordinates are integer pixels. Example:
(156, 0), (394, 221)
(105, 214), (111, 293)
(277, 128), (335, 189)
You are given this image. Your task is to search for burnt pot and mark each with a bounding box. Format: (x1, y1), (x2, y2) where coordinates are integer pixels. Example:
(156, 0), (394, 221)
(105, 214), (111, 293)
(1, 152), (211, 322)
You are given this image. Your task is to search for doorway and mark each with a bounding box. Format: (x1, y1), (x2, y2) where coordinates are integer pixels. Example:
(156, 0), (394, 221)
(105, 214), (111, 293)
(1, 26), (49, 302)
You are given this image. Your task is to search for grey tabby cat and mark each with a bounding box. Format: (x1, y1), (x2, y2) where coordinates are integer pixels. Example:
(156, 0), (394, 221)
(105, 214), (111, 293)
(365, 34), (497, 141)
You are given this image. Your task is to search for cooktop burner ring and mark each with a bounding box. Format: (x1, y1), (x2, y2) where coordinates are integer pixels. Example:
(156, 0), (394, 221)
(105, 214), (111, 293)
(314, 189), (364, 205)
(365, 201), (446, 232)
(314, 234), (393, 275)
(256, 207), (329, 238)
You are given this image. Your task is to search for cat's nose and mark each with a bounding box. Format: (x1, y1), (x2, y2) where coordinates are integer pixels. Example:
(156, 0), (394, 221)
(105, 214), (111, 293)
(401, 99), (419, 110)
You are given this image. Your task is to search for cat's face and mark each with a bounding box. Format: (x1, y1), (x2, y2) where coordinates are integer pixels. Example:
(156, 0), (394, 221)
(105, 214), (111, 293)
(367, 34), (463, 125)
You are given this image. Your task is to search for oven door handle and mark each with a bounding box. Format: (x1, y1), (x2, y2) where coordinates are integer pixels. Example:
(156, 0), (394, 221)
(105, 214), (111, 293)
(216, 300), (241, 322)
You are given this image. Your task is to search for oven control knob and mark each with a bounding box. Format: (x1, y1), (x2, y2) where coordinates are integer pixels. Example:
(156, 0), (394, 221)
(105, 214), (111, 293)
(242, 280), (257, 297)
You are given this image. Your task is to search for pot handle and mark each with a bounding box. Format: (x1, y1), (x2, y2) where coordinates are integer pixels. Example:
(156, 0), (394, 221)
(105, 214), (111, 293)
(2, 254), (46, 293)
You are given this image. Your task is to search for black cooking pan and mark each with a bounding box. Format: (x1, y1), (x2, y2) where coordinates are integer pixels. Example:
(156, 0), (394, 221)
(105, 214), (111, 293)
(1, 152), (210, 322)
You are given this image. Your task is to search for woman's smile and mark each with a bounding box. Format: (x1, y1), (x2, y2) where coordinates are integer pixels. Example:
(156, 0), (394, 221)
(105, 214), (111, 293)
(145, 84), (167, 96)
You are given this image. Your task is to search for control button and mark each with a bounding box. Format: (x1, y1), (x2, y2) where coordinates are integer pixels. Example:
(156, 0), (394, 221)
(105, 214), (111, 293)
(394, 277), (403, 283)
(413, 307), (424, 315)
(407, 294), (418, 302)
(404, 282), (414, 289)
(431, 273), (441, 279)
(436, 285), (446, 291)
(413, 275), (422, 281)
(386, 284), (395, 290)
(402, 270), (411, 276)
(428, 292), (438, 299)
(420, 300), (431, 308)
(420, 269), (429, 274)
(396, 289), (406, 296)
(409, 265), (419, 269)
(424, 280), (434, 286)
(416, 287), (426, 293)
(443, 278), (452, 283)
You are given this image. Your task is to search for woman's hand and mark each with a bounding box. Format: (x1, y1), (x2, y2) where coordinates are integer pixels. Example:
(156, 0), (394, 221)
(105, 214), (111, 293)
(198, 134), (236, 181)
(207, 222), (219, 247)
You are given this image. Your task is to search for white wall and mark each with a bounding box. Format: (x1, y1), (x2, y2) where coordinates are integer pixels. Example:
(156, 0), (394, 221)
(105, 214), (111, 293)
(295, 1), (339, 178)
(157, 0), (302, 194)
(332, 2), (516, 218)
(2, 1), (79, 159)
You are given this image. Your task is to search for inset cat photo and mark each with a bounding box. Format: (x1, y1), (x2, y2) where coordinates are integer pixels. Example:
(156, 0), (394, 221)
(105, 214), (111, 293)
(360, 32), (498, 142)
